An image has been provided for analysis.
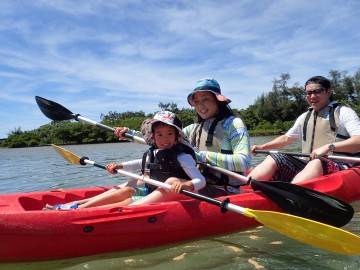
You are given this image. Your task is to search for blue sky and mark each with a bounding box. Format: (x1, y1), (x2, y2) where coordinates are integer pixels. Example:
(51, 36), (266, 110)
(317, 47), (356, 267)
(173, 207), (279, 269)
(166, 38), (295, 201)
(1, 0), (360, 139)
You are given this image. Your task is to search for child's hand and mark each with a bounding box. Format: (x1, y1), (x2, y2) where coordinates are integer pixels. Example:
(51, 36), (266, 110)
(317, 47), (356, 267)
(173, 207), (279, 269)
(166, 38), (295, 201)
(106, 163), (122, 174)
(171, 181), (183, 194)
(171, 181), (194, 193)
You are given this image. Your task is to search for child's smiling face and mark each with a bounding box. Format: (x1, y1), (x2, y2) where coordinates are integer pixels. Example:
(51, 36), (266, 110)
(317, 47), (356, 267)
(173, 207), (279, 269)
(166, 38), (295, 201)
(153, 124), (177, 149)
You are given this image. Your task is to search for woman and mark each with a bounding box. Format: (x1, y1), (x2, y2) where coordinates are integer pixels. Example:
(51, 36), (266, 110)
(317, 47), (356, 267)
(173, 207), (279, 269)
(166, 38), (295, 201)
(183, 78), (251, 196)
(122, 78), (251, 197)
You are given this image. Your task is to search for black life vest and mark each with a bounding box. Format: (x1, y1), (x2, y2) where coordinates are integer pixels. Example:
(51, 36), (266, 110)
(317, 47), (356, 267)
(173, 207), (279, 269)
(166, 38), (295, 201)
(141, 144), (195, 192)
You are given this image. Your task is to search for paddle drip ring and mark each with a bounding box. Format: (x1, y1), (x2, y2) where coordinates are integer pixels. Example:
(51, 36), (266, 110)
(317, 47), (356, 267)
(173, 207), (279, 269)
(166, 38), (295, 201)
(220, 198), (230, 213)
(80, 156), (89, 166)
(246, 177), (253, 185)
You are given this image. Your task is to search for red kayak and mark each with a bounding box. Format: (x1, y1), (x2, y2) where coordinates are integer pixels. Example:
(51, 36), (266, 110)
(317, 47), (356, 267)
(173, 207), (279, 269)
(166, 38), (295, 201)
(1, 166), (360, 263)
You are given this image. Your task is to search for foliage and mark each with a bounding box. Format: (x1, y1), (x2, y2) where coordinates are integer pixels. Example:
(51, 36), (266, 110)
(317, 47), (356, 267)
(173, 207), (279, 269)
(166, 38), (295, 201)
(237, 68), (360, 133)
(158, 102), (180, 113)
(2, 68), (359, 148)
(253, 73), (307, 123)
(100, 111), (147, 125)
(1, 121), (120, 148)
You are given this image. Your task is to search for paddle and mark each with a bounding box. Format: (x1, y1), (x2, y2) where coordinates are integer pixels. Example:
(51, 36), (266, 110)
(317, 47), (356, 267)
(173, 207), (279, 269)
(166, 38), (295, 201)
(254, 149), (360, 163)
(51, 144), (360, 255)
(35, 96), (144, 143)
(35, 95), (354, 227)
(199, 162), (354, 228)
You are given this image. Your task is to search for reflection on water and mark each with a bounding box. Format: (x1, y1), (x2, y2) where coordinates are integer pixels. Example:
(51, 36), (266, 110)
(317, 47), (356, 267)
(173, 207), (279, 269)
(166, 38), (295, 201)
(0, 138), (359, 270)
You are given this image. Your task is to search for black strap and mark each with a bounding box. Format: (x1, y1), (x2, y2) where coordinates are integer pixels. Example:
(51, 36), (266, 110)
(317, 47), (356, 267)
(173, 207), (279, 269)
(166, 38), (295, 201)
(303, 108), (313, 142)
(141, 146), (156, 174)
(206, 118), (220, 147)
(336, 134), (350, 140)
(329, 103), (339, 132)
(309, 112), (317, 152)
(141, 151), (148, 174)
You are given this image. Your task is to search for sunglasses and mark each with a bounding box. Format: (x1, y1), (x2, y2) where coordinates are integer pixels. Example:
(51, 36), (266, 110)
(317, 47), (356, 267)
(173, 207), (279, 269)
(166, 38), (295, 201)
(305, 88), (326, 96)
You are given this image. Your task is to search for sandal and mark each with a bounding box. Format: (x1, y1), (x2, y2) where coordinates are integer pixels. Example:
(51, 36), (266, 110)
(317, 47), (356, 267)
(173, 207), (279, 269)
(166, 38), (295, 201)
(52, 203), (80, 210)
(43, 203), (80, 210)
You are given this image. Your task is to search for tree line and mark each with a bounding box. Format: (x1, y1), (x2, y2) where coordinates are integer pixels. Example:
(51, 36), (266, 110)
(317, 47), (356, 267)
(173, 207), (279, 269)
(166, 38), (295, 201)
(2, 69), (360, 148)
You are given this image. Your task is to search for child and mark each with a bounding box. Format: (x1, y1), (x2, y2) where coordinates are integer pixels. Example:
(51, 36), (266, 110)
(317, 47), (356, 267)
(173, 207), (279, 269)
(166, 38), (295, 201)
(47, 111), (205, 209)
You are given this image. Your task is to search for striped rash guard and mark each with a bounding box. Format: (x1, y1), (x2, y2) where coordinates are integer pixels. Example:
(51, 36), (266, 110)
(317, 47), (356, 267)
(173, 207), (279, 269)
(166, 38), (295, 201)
(183, 115), (251, 174)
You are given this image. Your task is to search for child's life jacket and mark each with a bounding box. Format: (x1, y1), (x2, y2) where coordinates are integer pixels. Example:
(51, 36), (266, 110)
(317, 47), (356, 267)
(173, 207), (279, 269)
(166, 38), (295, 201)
(141, 144), (196, 192)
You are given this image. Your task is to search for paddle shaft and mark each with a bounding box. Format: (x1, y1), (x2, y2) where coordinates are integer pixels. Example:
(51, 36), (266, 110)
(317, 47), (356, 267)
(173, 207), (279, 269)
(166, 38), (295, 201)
(83, 158), (236, 214)
(75, 115), (262, 186)
(74, 114), (252, 182)
(75, 115), (145, 144)
(254, 150), (360, 163)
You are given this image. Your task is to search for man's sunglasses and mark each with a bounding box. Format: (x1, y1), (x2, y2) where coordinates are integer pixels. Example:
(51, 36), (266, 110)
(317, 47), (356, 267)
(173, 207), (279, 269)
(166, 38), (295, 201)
(305, 88), (326, 96)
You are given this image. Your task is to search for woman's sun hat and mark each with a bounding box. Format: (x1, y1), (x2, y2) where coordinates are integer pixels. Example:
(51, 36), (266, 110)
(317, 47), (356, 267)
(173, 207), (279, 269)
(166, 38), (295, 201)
(141, 111), (189, 147)
(187, 78), (231, 105)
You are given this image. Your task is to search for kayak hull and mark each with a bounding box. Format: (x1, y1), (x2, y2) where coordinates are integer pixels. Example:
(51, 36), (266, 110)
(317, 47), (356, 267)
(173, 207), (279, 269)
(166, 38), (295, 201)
(1, 166), (360, 262)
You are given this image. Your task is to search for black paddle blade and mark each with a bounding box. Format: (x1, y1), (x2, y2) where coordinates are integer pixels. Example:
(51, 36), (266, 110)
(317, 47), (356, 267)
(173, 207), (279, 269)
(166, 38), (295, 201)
(35, 96), (75, 121)
(251, 180), (354, 228)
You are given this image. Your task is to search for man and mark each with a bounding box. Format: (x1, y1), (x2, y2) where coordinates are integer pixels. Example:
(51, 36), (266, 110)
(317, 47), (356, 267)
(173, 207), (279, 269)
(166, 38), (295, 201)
(248, 75), (360, 184)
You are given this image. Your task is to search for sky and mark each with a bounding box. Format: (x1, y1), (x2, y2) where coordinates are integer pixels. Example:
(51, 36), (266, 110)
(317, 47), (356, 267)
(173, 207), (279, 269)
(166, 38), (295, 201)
(1, 0), (360, 139)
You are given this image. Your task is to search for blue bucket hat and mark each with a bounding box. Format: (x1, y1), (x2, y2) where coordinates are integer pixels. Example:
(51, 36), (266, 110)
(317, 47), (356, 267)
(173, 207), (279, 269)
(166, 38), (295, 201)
(187, 78), (231, 105)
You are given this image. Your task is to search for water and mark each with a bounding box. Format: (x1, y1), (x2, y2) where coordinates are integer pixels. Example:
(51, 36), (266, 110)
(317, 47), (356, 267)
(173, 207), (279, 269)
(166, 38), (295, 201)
(0, 138), (359, 269)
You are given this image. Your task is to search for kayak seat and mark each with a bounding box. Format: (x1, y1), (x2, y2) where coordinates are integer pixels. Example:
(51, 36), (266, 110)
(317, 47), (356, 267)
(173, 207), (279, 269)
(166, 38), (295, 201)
(18, 196), (49, 211)
(18, 190), (105, 210)
(18, 194), (84, 211)
(17, 188), (110, 211)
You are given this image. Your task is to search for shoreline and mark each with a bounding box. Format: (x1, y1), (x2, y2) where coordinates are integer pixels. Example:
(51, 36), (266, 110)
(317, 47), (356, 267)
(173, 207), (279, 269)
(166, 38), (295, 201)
(1, 132), (284, 149)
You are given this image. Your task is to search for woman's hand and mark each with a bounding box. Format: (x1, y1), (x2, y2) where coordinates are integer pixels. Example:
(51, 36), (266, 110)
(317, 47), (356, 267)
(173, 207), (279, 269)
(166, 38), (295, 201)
(114, 127), (129, 140)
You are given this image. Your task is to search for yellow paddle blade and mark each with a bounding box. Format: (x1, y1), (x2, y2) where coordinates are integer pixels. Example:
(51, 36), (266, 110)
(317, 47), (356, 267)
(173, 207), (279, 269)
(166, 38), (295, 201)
(244, 208), (360, 255)
(51, 144), (81, 165)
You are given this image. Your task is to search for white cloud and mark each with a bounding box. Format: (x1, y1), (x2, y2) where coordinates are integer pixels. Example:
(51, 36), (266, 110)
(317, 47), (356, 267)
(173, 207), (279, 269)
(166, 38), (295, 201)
(0, 0), (360, 138)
